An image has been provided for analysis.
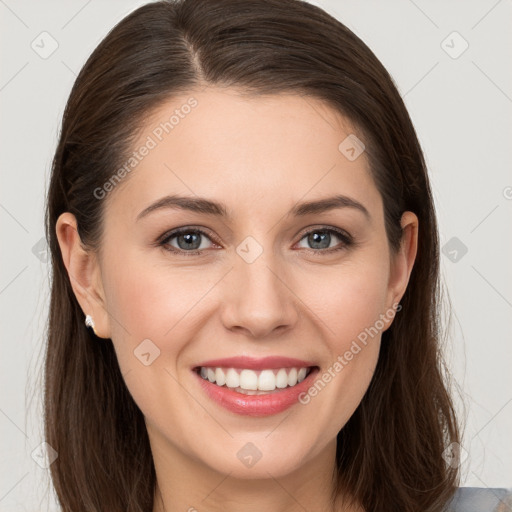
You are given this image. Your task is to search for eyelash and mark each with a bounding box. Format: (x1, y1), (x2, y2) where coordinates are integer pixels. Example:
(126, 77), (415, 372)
(156, 226), (354, 257)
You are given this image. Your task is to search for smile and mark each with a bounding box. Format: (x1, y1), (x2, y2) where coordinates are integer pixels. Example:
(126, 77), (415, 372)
(193, 363), (320, 416)
(196, 366), (312, 394)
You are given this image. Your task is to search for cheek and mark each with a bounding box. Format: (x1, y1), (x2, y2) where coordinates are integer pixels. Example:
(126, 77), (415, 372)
(292, 252), (390, 426)
(100, 252), (204, 419)
(102, 248), (221, 366)
(298, 255), (391, 351)
(100, 248), (168, 360)
(103, 245), (174, 327)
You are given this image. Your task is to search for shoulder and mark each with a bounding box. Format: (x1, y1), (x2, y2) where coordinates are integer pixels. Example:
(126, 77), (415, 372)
(443, 487), (512, 512)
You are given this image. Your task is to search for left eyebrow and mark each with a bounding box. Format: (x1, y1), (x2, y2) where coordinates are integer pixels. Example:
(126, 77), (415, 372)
(290, 194), (370, 219)
(135, 193), (371, 222)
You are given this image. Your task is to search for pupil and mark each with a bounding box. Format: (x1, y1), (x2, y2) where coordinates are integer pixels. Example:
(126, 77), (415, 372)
(309, 231), (330, 249)
(179, 232), (200, 250)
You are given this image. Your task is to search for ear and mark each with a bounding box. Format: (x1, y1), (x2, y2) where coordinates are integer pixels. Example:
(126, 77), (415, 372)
(55, 212), (111, 339)
(386, 211), (418, 311)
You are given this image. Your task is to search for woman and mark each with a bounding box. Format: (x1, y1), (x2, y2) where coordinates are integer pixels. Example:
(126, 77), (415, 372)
(43, 0), (510, 510)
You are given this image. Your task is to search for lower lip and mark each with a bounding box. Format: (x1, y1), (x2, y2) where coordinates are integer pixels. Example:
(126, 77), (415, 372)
(194, 367), (319, 417)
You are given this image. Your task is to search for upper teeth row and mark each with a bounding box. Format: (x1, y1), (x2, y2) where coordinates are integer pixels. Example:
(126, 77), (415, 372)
(199, 367), (309, 391)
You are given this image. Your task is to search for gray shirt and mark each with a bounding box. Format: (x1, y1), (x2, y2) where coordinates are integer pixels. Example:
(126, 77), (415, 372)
(443, 487), (512, 511)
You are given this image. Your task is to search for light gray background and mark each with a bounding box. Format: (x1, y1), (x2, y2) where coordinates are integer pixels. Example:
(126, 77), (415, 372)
(1, 0), (511, 510)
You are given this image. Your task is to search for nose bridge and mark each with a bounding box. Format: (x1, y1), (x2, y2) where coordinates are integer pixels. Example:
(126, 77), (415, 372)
(221, 234), (297, 337)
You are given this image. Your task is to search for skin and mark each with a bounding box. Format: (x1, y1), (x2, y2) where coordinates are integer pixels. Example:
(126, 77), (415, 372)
(56, 88), (418, 512)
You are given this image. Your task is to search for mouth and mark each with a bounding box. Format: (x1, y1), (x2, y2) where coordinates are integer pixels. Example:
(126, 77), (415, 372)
(192, 363), (320, 417)
(193, 365), (317, 394)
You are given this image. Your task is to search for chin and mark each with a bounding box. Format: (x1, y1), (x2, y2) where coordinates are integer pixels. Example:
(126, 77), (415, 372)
(198, 436), (314, 480)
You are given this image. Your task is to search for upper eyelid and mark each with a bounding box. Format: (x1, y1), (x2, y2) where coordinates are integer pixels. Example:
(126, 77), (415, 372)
(296, 225), (351, 240)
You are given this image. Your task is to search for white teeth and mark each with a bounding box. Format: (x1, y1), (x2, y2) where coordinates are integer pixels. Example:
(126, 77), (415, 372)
(215, 367), (226, 386)
(197, 366), (313, 392)
(239, 369), (258, 390)
(258, 370), (276, 391)
(275, 368), (289, 388)
(287, 368), (298, 387)
(225, 368), (240, 388)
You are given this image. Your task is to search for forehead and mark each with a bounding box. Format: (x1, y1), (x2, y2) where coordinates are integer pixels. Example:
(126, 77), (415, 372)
(104, 88), (381, 224)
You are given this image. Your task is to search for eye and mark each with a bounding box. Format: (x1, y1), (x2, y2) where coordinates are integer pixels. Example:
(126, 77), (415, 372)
(295, 227), (353, 254)
(157, 226), (353, 257)
(158, 227), (217, 255)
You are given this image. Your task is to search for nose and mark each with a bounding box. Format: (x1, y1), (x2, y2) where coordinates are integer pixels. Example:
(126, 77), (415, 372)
(220, 250), (299, 339)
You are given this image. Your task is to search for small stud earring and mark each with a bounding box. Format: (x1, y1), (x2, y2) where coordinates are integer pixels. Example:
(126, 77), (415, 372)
(85, 314), (97, 335)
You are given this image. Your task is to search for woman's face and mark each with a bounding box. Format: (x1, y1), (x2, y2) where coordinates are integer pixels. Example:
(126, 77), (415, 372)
(59, 87), (416, 481)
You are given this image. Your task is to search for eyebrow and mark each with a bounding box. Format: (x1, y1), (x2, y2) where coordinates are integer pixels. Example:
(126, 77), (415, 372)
(136, 194), (370, 221)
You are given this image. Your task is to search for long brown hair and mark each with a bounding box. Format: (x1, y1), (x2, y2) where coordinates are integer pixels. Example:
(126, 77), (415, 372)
(44, 0), (462, 510)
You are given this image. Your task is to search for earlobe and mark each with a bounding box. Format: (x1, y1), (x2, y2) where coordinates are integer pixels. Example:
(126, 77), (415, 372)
(55, 212), (110, 339)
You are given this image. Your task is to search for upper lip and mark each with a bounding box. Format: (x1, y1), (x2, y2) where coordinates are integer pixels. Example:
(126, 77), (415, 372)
(193, 356), (317, 371)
